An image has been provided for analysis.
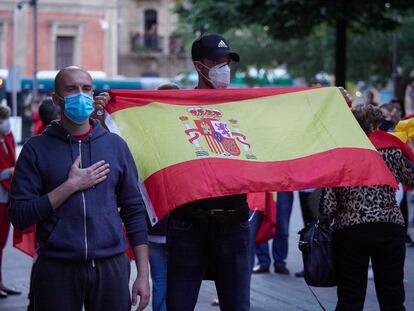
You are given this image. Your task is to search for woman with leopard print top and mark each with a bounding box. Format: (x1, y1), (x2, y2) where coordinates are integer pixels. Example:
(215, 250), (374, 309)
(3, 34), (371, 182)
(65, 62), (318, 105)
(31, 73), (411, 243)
(320, 104), (414, 311)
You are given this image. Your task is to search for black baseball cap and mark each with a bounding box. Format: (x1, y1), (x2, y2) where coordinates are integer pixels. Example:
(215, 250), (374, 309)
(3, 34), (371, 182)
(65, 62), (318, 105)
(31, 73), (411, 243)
(191, 33), (240, 62)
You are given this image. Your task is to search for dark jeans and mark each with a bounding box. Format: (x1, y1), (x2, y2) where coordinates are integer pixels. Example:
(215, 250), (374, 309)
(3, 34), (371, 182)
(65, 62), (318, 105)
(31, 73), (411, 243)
(32, 254), (131, 311)
(334, 223), (406, 311)
(166, 217), (250, 311)
(255, 192), (293, 268)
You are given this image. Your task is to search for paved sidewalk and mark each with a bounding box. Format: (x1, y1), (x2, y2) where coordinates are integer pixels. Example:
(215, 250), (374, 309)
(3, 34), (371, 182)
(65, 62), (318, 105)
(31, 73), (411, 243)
(1, 193), (413, 310)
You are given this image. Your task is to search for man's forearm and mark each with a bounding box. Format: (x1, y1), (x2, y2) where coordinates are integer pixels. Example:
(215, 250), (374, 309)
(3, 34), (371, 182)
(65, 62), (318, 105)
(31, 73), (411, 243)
(133, 244), (149, 278)
(47, 180), (78, 210)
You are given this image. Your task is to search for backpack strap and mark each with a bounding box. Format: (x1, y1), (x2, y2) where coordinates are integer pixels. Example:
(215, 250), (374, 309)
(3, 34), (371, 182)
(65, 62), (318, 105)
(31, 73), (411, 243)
(307, 285), (327, 311)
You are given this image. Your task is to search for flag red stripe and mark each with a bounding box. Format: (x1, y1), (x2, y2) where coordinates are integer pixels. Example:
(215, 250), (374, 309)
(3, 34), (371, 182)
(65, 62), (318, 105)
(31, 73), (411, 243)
(107, 87), (312, 114)
(205, 136), (216, 154)
(217, 141), (224, 153)
(213, 137), (223, 154)
(13, 226), (36, 257)
(210, 136), (219, 154)
(144, 148), (397, 220)
(209, 136), (220, 154)
(204, 136), (212, 153)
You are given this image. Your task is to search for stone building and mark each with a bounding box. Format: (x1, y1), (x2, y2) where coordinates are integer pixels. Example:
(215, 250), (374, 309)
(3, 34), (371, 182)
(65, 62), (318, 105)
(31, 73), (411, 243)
(0, 0), (118, 76)
(118, 0), (189, 77)
(0, 0), (189, 79)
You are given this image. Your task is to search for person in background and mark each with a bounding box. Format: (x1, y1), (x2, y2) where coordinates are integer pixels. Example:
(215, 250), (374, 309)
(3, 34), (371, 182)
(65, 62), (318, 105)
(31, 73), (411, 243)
(320, 104), (414, 310)
(390, 98), (405, 119)
(365, 90), (379, 106)
(31, 99), (43, 136)
(378, 101), (412, 245)
(404, 76), (414, 115)
(379, 103), (395, 132)
(36, 98), (61, 135)
(252, 192), (294, 275)
(149, 82), (180, 311)
(0, 105), (21, 298)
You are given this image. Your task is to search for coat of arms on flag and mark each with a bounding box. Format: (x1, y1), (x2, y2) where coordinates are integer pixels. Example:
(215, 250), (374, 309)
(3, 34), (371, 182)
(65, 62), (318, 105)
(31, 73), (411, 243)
(179, 107), (257, 159)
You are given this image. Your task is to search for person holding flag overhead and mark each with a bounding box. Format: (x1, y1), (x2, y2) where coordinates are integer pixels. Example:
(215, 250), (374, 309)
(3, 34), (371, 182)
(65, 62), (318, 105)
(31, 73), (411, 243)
(166, 33), (251, 311)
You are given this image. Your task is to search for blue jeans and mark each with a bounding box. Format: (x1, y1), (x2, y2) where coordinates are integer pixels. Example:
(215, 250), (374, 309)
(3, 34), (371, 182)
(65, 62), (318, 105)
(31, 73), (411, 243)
(149, 242), (167, 311)
(167, 217), (250, 311)
(255, 192), (293, 268)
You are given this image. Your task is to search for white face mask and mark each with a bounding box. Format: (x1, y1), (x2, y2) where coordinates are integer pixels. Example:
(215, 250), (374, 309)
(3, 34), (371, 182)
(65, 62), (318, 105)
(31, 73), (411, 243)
(198, 62), (231, 89)
(0, 118), (11, 134)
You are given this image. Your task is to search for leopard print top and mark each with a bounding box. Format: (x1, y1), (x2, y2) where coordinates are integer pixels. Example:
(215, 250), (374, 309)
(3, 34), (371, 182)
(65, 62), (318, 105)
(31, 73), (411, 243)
(320, 148), (414, 231)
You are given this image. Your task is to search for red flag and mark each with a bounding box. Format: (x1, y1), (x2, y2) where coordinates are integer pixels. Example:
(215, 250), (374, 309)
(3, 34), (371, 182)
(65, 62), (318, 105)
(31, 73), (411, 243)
(13, 226), (36, 257)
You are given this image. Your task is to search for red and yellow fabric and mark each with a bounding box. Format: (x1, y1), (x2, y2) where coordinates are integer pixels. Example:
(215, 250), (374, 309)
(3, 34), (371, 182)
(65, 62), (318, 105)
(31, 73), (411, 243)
(370, 130), (414, 163)
(248, 192), (277, 244)
(394, 117), (414, 143)
(106, 87), (397, 221)
(13, 226), (36, 257)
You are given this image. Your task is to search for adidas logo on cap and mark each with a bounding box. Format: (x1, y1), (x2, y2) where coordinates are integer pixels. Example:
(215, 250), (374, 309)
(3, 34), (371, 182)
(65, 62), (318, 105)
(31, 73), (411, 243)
(217, 40), (228, 48)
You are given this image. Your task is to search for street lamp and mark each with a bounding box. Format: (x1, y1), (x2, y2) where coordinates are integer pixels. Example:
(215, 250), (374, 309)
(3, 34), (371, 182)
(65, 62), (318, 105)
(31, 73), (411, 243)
(17, 0), (38, 101)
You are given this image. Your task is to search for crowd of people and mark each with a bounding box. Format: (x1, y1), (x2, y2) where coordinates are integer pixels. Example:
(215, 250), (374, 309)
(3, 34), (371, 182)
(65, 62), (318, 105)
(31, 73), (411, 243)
(0, 32), (412, 311)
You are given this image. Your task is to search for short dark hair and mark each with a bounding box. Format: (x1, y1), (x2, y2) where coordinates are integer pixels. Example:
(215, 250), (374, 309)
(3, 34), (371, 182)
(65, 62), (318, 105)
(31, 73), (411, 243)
(157, 82), (180, 90)
(39, 98), (60, 125)
(351, 104), (383, 134)
(54, 66), (91, 94)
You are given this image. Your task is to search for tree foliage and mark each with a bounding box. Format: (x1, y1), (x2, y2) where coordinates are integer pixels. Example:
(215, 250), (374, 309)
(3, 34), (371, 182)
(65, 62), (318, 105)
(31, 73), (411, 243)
(175, 0), (414, 86)
(176, 0), (412, 38)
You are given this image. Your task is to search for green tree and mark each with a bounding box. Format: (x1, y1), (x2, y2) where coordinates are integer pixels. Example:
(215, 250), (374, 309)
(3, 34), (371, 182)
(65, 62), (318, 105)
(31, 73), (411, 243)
(176, 0), (414, 86)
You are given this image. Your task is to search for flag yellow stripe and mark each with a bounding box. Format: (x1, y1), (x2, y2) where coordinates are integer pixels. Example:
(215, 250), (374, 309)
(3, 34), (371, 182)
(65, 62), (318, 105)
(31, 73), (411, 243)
(111, 87), (373, 180)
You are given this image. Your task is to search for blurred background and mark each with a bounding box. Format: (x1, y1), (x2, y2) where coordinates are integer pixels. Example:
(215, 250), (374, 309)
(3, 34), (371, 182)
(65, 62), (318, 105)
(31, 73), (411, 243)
(1, 0), (414, 142)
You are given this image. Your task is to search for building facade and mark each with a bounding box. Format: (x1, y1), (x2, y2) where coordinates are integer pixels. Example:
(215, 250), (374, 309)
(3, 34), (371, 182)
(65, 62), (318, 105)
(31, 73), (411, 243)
(0, 0), (118, 77)
(0, 0), (190, 79)
(118, 0), (190, 77)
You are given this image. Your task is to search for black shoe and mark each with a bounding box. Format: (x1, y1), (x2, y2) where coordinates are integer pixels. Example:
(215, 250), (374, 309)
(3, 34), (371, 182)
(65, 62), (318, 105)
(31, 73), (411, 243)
(0, 290), (7, 299)
(2, 288), (21, 295)
(274, 266), (290, 275)
(252, 265), (270, 274)
(295, 270), (304, 278)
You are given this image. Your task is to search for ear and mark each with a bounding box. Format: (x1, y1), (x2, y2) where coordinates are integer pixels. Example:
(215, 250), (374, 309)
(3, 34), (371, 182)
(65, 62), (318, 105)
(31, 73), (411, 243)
(52, 93), (64, 109)
(193, 61), (202, 73)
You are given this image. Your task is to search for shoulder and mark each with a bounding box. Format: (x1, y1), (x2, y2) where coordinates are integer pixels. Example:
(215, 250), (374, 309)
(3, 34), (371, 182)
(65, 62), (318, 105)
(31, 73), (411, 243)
(98, 132), (132, 158)
(103, 132), (128, 146)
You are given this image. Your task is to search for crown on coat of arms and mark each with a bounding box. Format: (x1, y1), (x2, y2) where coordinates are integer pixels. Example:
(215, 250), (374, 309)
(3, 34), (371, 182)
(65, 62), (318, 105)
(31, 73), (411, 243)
(187, 107), (222, 120)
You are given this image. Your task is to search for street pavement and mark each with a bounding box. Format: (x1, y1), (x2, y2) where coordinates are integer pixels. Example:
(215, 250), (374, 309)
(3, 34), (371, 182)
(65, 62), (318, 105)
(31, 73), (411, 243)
(1, 192), (413, 310)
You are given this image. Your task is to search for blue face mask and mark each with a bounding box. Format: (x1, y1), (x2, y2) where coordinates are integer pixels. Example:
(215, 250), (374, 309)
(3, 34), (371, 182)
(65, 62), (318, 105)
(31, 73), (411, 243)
(62, 92), (94, 125)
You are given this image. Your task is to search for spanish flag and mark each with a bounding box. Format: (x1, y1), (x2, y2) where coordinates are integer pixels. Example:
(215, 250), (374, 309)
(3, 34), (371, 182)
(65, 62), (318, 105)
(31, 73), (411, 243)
(106, 87), (397, 222)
